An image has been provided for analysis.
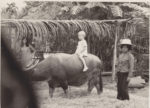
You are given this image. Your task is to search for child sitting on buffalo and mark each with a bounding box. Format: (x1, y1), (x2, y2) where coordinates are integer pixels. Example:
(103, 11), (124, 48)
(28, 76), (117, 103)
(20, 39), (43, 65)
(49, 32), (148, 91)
(75, 31), (88, 72)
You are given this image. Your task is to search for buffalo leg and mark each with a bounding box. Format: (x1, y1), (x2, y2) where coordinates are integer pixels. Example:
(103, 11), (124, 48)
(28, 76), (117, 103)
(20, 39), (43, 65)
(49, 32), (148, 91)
(87, 79), (94, 94)
(60, 80), (68, 97)
(48, 81), (55, 98)
(95, 76), (102, 95)
(95, 83), (101, 94)
(49, 87), (55, 98)
(98, 70), (103, 93)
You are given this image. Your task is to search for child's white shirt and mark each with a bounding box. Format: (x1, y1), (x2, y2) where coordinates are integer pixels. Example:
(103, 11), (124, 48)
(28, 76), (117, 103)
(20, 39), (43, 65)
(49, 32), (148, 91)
(75, 40), (88, 56)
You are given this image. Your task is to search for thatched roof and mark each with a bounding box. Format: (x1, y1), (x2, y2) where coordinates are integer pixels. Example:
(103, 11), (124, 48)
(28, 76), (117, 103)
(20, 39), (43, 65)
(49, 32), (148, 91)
(1, 18), (148, 71)
(1, 18), (146, 53)
(2, 18), (142, 41)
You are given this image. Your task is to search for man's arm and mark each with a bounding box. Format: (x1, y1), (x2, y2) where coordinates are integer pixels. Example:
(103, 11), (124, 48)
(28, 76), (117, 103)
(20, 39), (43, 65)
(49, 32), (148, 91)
(128, 54), (134, 77)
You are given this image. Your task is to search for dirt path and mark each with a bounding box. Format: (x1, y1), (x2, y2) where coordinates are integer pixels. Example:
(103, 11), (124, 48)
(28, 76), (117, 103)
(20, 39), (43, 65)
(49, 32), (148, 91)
(33, 82), (149, 108)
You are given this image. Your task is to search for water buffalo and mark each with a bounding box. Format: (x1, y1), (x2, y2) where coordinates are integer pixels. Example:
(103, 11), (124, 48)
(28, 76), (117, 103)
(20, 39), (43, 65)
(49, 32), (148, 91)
(29, 53), (103, 97)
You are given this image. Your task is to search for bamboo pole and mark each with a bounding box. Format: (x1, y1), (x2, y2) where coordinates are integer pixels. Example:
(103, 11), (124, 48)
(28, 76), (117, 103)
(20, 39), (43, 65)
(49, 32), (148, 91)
(112, 21), (119, 81)
(1, 18), (141, 23)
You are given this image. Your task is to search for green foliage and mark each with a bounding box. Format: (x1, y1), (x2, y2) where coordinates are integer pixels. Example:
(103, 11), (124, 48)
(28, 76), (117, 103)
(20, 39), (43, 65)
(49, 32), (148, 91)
(2, 2), (150, 20)
(1, 2), (18, 19)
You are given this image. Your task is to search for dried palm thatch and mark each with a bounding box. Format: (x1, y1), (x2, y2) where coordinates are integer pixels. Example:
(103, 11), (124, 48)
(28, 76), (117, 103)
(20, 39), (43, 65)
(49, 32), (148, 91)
(108, 5), (123, 18)
(70, 2), (108, 16)
(1, 18), (145, 70)
(71, 5), (86, 15)
(120, 3), (150, 18)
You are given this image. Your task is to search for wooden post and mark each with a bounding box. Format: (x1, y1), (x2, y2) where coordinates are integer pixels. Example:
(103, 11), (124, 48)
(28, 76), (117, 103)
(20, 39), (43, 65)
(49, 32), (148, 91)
(112, 18), (133, 80)
(112, 21), (119, 81)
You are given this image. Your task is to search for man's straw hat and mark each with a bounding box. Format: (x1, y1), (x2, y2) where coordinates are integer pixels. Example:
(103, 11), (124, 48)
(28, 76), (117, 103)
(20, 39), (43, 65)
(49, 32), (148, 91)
(119, 38), (132, 46)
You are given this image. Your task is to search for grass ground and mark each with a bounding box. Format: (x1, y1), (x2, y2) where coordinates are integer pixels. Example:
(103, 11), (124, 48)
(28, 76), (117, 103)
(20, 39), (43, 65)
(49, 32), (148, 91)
(33, 76), (149, 108)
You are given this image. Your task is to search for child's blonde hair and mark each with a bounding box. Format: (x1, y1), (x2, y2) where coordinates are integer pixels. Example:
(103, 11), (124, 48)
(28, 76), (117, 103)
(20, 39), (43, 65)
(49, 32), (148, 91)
(78, 31), (86, 37)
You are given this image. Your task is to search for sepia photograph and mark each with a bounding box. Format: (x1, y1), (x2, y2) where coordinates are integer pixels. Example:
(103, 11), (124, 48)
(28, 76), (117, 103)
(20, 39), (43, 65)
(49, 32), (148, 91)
(1, 0), (150, 108)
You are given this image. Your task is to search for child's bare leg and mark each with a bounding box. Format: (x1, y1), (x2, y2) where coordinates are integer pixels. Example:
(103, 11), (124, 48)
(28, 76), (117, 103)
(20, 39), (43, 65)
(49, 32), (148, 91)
(79, 55), (88, 71)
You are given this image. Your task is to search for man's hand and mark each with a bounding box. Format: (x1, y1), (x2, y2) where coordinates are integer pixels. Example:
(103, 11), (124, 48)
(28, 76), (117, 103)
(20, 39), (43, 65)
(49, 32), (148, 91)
(112, 75), (116, 82)
(127, 77), (131, 82)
